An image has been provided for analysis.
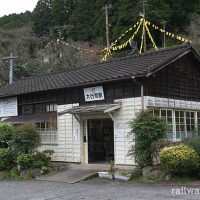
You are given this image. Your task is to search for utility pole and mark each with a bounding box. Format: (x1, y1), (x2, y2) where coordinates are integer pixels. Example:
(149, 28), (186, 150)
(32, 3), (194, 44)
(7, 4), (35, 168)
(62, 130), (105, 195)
(3, 53), (17, 84)
(161, 21), (167, 48)
(102, 4), (112, 49)
(141, 0), (147, 52)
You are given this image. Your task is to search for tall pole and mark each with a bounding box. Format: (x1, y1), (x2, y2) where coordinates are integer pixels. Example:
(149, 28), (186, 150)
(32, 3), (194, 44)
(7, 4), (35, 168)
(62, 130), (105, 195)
(142, 1), (147, 52)
(162, 21), (166, 48)
(102, 4), (112, 49)
(9, 53), (13, 85)
(3, 53), (17, 84)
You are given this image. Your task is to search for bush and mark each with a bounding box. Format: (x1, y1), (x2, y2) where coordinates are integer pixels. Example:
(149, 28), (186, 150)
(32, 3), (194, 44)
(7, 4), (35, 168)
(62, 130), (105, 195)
(151, 139), (181, 158)
(16, 153), (34, 169)
(128, 110), (167, 168)
(160, 144), (199, 173)
(182, 137), (200, 156)
(32, 152), (48, 168)
(10, 123), (41, 154)
(0, 124), (14, 148)
(0, 148), (13, 170)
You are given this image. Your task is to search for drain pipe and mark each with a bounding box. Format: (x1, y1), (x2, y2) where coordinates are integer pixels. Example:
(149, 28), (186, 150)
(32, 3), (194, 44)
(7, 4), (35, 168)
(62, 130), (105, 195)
(132, 76), (144, 111)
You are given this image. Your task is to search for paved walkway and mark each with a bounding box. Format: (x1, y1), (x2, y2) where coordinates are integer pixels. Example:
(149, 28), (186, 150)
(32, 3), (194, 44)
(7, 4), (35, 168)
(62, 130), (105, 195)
(0, 180), (197, 200)
(37, 163), (109, 183)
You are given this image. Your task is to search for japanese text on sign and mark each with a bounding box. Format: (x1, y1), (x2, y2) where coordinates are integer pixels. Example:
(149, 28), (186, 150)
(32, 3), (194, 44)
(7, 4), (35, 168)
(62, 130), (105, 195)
(84, 86), (105, 102)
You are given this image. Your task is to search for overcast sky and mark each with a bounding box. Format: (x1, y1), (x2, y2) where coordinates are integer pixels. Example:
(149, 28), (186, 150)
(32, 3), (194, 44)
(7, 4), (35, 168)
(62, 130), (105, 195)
(0, 0), (38, 17)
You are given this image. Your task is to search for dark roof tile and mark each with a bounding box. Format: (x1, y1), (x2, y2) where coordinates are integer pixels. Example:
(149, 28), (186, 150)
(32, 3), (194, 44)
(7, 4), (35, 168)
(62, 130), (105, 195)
(0, 44), (195, 98)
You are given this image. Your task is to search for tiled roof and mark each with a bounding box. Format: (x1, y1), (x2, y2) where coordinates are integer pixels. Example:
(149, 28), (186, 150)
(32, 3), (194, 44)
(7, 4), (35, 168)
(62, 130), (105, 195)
(0, 44), (196, 98)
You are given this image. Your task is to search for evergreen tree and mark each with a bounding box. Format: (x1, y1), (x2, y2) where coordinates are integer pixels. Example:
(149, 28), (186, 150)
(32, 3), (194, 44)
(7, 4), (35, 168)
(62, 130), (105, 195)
(52, 0), (76, 27)
(167, 0), (200, 29)
(69, 0), (97, 41)
(0, 11), (32, 29)
(32, 0), (53, 36)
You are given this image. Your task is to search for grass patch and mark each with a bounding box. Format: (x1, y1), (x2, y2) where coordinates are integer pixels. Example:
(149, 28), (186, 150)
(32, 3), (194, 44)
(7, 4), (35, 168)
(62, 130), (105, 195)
(130, 175), (142, 183)
(130, 173), (196, 185)
(174, 176), (193, 184)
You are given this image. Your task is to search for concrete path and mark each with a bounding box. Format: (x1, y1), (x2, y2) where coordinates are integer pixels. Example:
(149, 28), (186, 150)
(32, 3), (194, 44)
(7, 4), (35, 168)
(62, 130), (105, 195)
(37, 163), (109, 183)
(0, 180), (198, 200)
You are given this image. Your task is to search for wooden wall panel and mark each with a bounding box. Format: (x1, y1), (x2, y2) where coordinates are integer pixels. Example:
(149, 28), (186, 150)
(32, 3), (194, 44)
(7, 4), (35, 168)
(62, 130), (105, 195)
(146, 53), (200, 102)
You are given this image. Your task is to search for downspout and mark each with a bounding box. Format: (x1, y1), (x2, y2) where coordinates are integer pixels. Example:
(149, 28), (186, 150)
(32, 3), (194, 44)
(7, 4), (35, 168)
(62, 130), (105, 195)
(132, 76), (144, 111)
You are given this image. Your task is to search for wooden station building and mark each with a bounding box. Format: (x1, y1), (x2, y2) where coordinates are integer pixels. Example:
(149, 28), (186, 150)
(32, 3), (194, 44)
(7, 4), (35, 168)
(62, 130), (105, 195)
(0, 44), (200, 165)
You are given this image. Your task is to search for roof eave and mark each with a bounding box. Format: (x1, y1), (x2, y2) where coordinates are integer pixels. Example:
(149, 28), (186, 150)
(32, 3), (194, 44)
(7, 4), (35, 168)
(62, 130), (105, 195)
(0, 75), (140, 99)
(146, 49), (191, 77)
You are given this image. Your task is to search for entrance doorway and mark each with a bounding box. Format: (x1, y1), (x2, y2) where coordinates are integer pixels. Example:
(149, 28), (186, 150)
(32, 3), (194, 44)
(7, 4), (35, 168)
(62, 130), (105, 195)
(88, 119), (114, 163)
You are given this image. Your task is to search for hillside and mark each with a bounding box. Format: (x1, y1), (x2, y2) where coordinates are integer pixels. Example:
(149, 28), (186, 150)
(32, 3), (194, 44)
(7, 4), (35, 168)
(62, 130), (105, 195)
(0, 0), (199, 85)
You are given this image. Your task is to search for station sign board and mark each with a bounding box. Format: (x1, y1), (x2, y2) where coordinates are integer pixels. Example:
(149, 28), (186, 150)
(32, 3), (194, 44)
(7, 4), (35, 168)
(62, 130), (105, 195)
(84, 86), (105, 102)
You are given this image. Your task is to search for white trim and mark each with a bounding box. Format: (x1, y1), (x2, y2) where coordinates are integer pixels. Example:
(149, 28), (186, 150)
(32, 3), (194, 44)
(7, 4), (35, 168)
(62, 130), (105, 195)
(150, 107), (199, 140)
(104, 104), (121, 113)
(146, 96), (200, 111)
(107, 112), (115, 121)
(172, 109), (176, 141)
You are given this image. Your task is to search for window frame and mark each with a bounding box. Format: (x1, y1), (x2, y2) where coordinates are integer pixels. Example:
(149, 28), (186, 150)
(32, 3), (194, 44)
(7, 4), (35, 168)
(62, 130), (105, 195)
(149, 108), (199, 140)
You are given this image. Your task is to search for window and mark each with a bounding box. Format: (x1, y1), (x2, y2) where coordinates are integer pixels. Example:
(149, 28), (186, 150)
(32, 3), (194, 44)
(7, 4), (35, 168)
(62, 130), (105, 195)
(186, 111), (195, 138)
(149, 108), (199, 140)
(22, 105), (33, 114)
(175, 111), (185, 139)
(36, 116), (57, 144)
(197, 112), (200, 136)
(35, 104), (46, 113)
(160, 109), (173, 139)
(46, 103), (57, 112)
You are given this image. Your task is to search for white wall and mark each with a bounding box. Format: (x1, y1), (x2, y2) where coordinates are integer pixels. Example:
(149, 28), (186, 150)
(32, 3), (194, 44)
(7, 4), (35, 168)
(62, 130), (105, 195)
(113, 97), (141, 165)
(146, 96), (200, 110)
(43, 97), (143, 165)
(40, 96), (200, 165)
(56, 103), (81, 162)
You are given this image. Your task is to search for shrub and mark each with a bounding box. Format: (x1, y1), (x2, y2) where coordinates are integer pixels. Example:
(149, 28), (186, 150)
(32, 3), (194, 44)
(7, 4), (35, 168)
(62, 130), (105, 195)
(159, 144), (199, 173)
(32, 152), (48, 168)
(10, 123), (41, 154)
(0, 148), (13, 170)
(16, 153), (34, 169)
(182, 137), (200, 156)
(34, 152), (47, 163)
(43, 150), (54, 156)
(128, 110), (167, 168)
(108, 160), (116, 174)
(0, 124), (14, 148)
(151, 139), (181, 158)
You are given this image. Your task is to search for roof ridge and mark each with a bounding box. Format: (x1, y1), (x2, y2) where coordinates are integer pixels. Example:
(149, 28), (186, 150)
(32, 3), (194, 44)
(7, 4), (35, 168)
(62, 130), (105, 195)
(5, 44), (191, 87)
(3, 44), (192, 90)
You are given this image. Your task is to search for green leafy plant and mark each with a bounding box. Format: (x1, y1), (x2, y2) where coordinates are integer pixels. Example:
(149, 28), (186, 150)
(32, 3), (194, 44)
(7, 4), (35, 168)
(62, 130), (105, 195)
(160, 144), (199, 173)
(10, 123), (41, 154)
(0, 148), (13, 170)
(182, 137), (200, 156)
(0, 124), (14, 148)
(109, 160), (116, 174)
(151, 139), (180, 158)
(32, 152), (48, 168)
(43, 150), (54, 156)
(120, 171), (130, 176)
(31, 160), (46, 169)
(128, 110), (167, 168)
(16, 153), (34, 170)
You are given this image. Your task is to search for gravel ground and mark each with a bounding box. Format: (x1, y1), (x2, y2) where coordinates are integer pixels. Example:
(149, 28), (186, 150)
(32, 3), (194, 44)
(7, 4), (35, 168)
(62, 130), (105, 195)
(0, 179), (199, 200)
